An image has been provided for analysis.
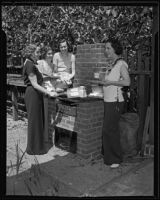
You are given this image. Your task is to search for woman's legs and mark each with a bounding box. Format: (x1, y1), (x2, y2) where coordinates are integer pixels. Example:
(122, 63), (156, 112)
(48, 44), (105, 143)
(102, 102), (124, 165)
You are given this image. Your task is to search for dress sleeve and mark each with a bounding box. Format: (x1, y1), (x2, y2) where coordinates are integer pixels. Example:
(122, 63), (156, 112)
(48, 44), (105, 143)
(71, 54), (75, 62)
(53, 53), (58, 66)
(120, 60), (128, 69)
(25, 60), (36, 76)
(37, 60), (44, 74)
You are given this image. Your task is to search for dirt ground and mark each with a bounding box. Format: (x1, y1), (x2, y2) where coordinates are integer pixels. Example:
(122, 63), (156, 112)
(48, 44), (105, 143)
(6, 112), (154, 196)
(6, 112), (70, 175)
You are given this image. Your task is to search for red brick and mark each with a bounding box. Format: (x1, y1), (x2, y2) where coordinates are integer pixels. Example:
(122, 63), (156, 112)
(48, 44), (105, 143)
(90, 44), (97, 48)
(76, 113), (90, 119)
(79, 144), (101, 154)
(77, 127), (97, 135)
(91, 151), (102, 159)
(77, 108), (91, 114)
(75, 122), (92, 130)
(77, 131), (101, 140)
(78, 137), (101, 145)
(78, 119), (91, 124)
(77, 152), (91, 159)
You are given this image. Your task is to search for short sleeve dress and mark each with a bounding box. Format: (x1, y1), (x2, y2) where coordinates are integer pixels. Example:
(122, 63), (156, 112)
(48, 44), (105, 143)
(23, 58), (52, 155)
(37, 59), (56, 91)
(53, 52), (75, 89)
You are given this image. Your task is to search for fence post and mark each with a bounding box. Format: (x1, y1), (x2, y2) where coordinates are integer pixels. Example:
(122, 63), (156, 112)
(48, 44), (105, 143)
(11, 86), (18, 121)
(136, 50), (147, 150)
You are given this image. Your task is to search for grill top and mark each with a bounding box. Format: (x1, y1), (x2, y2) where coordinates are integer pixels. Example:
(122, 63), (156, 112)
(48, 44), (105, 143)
(56, 96), (103, 105)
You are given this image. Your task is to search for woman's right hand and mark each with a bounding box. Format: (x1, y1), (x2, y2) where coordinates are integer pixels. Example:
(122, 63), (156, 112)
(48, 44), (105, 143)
(47, 91), (58, 97)
(52, 73), (60, 79)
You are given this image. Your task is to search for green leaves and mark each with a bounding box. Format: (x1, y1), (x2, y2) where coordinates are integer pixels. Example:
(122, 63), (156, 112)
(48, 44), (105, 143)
(2, 5), (153, 55)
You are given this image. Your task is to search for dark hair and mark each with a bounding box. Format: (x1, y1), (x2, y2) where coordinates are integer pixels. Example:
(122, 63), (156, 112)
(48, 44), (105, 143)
(58, 39), (73, 53)
(105, 38), (123, 55)
(40, 45), (52, 59)
(59, 39), (69, 48)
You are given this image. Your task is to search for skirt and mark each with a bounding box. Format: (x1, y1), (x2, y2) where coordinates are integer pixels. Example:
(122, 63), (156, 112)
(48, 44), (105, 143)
(24, 86), (52, 155)
(102, 101), (124, 165)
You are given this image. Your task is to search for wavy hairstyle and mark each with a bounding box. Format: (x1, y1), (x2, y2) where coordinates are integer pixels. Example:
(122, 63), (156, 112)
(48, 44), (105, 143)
(22, 44), (37, 59)
(40, 45), (53, 60)
(58, 39), (70, 51)
(105, 38), (123, 56)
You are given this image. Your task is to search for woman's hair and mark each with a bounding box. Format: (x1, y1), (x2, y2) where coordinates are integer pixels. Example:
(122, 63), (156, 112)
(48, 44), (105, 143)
(58, 38), (74, 53)
(59, 39), (70, 49)
(23, 44), (37, 58)
(59, 39), (68, 46)
(105, 38), (123, 55)
(40, 45), (52, 59)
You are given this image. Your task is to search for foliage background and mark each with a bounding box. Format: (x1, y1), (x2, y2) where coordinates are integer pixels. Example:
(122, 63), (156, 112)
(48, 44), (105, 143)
(2, 5), (153, 56)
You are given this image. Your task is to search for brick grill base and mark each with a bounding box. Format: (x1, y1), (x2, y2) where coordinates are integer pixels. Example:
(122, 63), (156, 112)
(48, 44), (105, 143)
(48, 98), (104, 159)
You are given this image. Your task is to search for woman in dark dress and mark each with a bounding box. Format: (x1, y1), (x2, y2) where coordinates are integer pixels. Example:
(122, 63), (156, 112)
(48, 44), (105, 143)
(23, 44), (57, 155)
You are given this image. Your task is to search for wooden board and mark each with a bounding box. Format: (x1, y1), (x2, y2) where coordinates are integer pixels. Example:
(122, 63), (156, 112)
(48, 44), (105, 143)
(140, 106), (151, 156)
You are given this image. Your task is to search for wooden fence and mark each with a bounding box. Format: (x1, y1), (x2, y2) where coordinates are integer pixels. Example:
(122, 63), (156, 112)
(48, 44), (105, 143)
(124, 49), (152, 150)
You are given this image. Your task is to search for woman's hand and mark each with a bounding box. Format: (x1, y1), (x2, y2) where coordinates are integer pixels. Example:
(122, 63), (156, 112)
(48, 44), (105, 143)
(97, 80), (111, 86)
(52, 73), (61, 79)
(47, 91), (58, 97)
(59, 73), (72, 85)
(102, 80), (112, 86)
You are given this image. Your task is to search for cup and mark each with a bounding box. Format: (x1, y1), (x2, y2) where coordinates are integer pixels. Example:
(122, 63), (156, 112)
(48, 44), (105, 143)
(94, 72), (100, 79)
(99, 72), (106, 81)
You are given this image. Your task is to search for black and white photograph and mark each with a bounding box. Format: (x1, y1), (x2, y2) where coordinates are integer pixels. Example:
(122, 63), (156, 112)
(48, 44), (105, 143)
(1, 1), (159, 197)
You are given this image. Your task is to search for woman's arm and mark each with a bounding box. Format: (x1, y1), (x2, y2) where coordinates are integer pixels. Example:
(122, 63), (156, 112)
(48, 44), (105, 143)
(100, 64), (130, 87)
(28, 73), (57, 97)
(69, 54), (75, 79)
(52, 53), (58, 73)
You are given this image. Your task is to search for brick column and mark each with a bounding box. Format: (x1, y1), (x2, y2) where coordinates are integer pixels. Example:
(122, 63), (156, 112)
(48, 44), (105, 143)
(48, 43), (111, 159)
(48, 98), (104, 160)
(74, 43), (110, 87)
(75, 101), (104, 159)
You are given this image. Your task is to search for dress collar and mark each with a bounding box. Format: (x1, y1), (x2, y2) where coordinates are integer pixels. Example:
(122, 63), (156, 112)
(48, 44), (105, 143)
(26, 57), (38, 65)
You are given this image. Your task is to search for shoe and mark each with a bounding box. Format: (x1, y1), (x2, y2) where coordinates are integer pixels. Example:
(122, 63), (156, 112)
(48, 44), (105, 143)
(110, 164), (120, 168)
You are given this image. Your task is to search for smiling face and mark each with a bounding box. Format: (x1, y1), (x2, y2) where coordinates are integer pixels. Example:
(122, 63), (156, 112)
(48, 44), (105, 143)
(60, 41), (68, 54)
(32, 46), (41, 61)
(104, 42), (116, 59)
(45, 49), (53, 60)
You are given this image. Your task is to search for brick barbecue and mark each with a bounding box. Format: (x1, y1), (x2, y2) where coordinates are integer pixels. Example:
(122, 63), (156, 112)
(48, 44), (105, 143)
(48, 43), (111, 159)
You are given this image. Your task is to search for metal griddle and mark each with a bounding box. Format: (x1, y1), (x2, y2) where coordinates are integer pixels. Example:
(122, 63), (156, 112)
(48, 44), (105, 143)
(56, 94), (102, 106)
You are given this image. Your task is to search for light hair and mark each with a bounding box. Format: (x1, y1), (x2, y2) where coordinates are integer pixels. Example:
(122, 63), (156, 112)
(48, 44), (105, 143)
(23, 44), (37, 58)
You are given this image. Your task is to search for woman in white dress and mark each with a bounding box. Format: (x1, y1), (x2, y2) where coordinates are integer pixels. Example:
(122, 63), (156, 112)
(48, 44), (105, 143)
(37, 45), (59, 148)
(53, 39), (75, 90)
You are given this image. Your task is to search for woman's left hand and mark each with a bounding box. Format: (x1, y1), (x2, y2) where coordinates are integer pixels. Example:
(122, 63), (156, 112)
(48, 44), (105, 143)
(103, 80), (112, 86)
(97, 80), (111, 86)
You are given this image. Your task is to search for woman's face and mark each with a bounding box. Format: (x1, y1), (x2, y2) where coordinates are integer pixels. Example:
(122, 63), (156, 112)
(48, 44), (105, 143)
(33, 46), (41, 61)
(60, 41), (68, 54)
(45, 49), (53, 60)
(104, 42), (116, 58)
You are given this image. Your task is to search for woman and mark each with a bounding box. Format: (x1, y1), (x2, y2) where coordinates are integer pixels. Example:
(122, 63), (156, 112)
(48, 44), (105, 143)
(37, 45), (59, 149)
(23, 44), (57, 155)
(53, 39), (75, 90)
(100, 38), (130, 168)
(37, 45), (59, 91)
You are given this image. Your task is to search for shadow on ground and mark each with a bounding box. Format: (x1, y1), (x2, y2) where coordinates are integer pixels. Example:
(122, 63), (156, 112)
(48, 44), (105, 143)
(6, 149), (154, 197)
